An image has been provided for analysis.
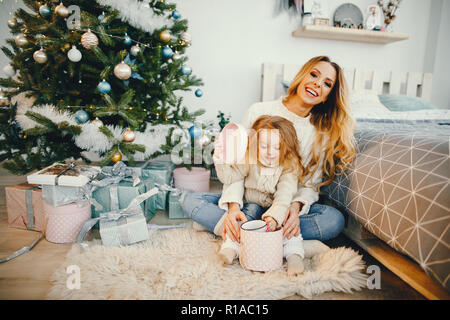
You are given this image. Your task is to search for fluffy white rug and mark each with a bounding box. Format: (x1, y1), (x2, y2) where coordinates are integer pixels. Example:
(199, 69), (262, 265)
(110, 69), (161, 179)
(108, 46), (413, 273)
(47, 228), (368, 300)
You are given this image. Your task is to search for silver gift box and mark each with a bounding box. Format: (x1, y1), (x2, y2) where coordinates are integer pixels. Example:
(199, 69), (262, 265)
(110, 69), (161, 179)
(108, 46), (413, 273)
(99, 210), (149, 247)
(42, 184), (84, 207)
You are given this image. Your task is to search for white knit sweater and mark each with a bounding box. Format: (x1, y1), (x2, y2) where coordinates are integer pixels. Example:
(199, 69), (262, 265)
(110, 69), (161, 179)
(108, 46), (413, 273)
(223, 97), (325, 216)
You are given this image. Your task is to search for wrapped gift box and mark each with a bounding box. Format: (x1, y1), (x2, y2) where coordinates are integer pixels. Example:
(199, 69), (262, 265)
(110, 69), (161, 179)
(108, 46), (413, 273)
(91, 180), (156, 225)
(42, 184), (85, 207)
(78, 188), (158, 247)
(99, 212), (149, 247)
(44, 201), (91, 244)
(27, 162), (100, 187)
(140, 160), (175, 210)
(168, 191), (187, 219)
(5, 183), (45, 231)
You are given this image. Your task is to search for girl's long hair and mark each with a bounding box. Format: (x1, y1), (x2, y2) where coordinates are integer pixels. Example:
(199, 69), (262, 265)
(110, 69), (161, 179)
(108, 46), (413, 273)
(283, 56), (356, 189)
(248, 115), (306, 181)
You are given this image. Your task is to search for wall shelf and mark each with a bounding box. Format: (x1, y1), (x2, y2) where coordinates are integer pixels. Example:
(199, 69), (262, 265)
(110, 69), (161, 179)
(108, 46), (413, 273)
(292, 25), (410, 44)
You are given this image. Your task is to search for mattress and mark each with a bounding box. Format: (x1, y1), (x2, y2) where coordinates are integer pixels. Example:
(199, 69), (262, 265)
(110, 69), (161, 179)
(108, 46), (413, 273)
(321, 109), (450, 292)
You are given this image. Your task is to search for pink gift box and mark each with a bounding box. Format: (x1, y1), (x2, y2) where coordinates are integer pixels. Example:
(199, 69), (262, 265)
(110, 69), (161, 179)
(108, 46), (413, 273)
(173, 167), (210, 192)
(5, 183), (45, 231)
(44, 201), (91, 244)
(239, 222), (283, 272)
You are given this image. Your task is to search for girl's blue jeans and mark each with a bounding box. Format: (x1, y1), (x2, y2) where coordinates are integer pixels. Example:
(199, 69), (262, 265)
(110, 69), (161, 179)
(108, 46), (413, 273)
(181, 192), (345, 241)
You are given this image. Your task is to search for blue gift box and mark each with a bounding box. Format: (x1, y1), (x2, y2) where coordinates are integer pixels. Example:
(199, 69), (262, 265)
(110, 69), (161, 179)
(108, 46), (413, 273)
(168, 191), (187, 219)
(91, 180), (157, 228)
(140, 160), (175, 211)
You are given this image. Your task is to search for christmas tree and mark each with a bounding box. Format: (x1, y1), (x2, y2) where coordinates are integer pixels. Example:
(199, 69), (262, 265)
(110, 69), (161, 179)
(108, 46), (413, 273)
(0, 0), (204, 174)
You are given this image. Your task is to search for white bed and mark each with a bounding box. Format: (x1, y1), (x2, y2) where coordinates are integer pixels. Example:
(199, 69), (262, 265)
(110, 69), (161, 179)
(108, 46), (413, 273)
(261, 62), (450, 300)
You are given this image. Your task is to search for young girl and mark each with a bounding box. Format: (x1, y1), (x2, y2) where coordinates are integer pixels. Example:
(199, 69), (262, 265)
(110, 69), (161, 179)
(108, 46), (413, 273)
(213, 115), (307, 275)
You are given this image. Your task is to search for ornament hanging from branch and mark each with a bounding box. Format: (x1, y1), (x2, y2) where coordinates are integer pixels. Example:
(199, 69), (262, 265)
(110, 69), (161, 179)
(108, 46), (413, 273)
(81, 29), (99, 49)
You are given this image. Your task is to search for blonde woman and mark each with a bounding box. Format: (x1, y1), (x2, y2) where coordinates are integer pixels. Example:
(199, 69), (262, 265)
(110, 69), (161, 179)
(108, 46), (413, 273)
(182, 56), (356, 250)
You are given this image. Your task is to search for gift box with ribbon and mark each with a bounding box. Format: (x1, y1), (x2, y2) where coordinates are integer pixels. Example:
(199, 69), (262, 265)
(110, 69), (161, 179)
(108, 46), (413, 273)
(5, 183), (45, 231)
(27, 162), (100, 187)
(139, 160), (175, 211)
(90, 162), (157, 227)
(41, 184), (85, 207)
(168, 191), (187, 219)
(77, 188), (159, 247)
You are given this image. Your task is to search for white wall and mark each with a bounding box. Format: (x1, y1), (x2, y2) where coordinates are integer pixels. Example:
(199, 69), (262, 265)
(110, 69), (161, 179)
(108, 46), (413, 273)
(1, 0), (448, 125)
(175, 0), (449, 122)
(430, 0), (450, 109)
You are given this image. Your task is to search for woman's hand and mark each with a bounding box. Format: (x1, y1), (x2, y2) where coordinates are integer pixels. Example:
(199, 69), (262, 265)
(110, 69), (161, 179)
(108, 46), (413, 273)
(282, 202), (303, 239)
(222, 203), (247, 242)
(263, 216), (277, 232)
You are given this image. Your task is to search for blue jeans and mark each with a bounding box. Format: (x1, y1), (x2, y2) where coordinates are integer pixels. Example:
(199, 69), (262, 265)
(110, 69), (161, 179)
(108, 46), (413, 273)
(181, 192), (345, 241)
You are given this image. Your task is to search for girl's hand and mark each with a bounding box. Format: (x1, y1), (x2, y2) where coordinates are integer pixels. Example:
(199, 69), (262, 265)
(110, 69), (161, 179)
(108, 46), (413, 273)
(282, 202), (302, 239)
(263, 216), (277, 232)
(222, 204), (247, 242)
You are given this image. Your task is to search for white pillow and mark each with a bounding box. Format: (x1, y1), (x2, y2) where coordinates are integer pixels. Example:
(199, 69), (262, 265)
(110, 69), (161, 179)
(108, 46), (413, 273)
(349, 89), (391, 113)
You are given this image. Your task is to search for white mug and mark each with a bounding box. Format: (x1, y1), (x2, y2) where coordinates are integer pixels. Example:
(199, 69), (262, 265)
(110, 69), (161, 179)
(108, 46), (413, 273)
(240, 220), (267, 233)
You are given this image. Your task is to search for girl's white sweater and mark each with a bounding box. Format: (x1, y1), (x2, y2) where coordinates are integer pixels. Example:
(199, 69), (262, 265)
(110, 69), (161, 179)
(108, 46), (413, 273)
(224, 97), (325, 216)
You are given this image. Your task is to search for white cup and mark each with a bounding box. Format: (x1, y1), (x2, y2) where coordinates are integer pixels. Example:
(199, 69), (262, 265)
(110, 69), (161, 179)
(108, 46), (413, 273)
(240, 220), (267, 233)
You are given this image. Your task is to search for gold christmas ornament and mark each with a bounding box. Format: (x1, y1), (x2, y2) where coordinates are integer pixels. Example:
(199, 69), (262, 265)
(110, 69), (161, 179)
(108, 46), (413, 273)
(7, 18), (17, 28)
(33, 48), (48, 64)
(55, 3), (69, 17)
(113, 61), (131, 80)
(122, 128), (136, 142)
(14, 34), (28, 47)
(81, 29), (99, 49)
(159, 30), (171, 42)
(112, 151), (122, 163)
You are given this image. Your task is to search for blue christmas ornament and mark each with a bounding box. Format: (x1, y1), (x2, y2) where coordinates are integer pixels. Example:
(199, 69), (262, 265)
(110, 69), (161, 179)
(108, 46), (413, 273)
(172, 10), (181, 19)
(98, 13), (105, 21)
(162, 46), (174, 59)
(195, 89), (203, 98)
(123, 34), (132, 46)
(75, 110), (89, 124)
(189, 125), (202, 139)
(97, 80), (111, 94)
(39, 5), (51, 17)
(180, 65), (192, 76)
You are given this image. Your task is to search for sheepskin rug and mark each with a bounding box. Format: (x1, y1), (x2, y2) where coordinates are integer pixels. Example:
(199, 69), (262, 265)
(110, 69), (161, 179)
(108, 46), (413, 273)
(47, 228), (368, 300)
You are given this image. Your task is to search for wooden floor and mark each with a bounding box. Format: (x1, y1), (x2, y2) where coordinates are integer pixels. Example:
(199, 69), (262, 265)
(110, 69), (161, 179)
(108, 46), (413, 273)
(0, 167), (426, 300)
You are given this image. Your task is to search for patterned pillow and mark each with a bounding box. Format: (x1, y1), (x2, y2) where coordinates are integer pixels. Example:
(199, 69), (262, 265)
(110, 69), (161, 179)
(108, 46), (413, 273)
(378, 94), (437, 111)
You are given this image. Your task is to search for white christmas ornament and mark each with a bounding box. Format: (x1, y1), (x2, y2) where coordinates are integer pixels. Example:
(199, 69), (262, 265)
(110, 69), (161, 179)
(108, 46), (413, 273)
(3, 64), (15, 77)
(180, 32), (191, 46)
(114, 62), (131, 80)
(67, 45), (82, 62)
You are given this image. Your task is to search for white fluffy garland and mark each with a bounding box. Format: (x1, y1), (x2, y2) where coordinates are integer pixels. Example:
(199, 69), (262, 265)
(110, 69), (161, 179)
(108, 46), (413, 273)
(95, 0), (176, 32)
(15, 104), (193, 160)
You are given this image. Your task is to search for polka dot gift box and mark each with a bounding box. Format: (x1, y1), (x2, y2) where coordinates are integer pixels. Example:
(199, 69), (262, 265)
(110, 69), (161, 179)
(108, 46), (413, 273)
(44, 201), (91, 244)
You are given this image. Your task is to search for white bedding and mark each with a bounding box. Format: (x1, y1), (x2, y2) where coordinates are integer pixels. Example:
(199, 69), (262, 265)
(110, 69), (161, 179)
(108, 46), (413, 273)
(352, 108), (450, 121)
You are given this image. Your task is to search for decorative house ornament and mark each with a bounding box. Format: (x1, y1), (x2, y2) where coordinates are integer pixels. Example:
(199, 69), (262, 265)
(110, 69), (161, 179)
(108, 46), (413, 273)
(333, 3), (364, 29)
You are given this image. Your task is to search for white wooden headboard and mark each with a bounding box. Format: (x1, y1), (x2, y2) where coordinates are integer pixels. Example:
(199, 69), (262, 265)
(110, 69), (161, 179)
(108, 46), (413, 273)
(261, 62), (433, 102)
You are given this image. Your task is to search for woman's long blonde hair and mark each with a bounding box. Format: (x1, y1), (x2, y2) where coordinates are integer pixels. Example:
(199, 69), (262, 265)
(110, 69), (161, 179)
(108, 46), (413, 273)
(283, 56), (356, 189)
(248, 115), (305, 181)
